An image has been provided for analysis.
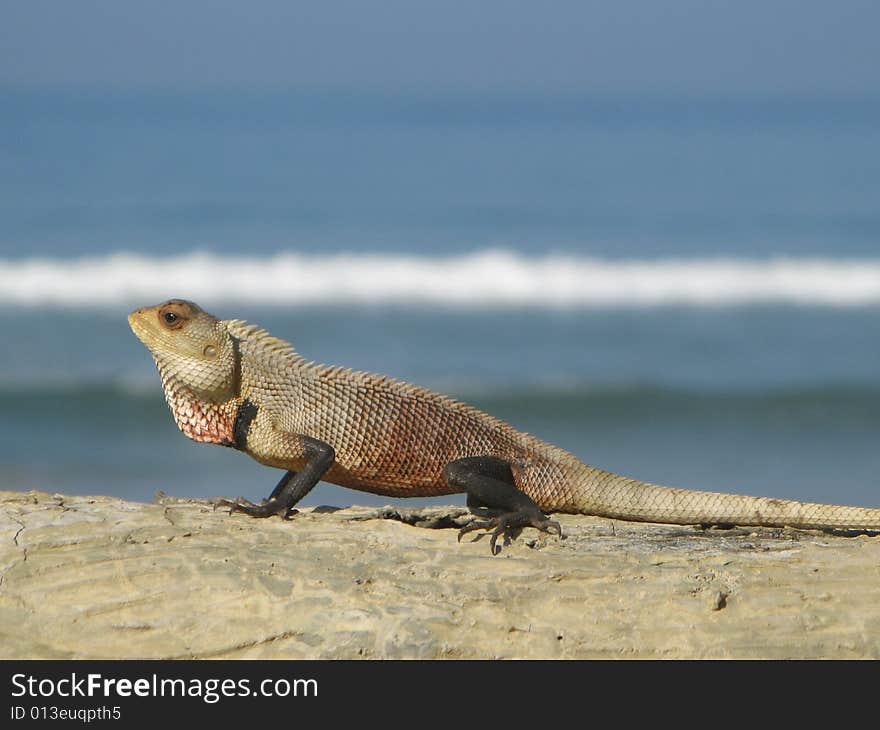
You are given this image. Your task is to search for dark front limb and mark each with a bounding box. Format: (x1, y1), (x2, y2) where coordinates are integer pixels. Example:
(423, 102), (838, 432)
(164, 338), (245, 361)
(268, 469), (297, 501)
(216, 435), (335, 519)
(444, 456), (562, 554)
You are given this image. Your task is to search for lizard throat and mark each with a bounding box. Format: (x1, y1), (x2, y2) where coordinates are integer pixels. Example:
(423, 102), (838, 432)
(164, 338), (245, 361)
(164, 386), (236, 446)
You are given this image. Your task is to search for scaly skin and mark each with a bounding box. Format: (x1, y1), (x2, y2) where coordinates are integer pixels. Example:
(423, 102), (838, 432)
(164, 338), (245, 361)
(129, 300), (880, 546)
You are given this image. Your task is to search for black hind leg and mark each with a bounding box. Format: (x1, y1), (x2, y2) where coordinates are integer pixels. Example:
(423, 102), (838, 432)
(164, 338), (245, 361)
(444, 456), (562, 554)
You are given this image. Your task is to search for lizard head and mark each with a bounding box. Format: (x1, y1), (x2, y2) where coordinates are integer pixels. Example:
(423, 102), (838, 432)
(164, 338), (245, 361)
(128, 299), (238, 401)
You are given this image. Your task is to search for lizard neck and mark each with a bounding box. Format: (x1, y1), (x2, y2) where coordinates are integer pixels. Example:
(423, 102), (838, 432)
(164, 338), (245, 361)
(164, 385), (239, 446)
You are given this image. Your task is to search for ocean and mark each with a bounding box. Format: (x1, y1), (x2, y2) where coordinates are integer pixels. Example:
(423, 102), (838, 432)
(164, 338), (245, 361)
(1, 89), (878, 510)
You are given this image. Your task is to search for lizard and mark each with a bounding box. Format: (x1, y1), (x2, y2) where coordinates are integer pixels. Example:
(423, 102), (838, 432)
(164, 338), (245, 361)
(129, 299), (880, 553)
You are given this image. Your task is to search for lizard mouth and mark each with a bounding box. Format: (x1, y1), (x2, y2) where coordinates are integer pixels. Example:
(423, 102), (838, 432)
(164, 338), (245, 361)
(128, 307), (156, 346)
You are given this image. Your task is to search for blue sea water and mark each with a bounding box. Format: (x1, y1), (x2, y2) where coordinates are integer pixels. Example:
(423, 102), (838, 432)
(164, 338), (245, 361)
(1, 89), (878, 510)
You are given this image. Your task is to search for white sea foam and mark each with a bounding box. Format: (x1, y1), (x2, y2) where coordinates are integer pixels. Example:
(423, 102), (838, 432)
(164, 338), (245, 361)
(2, 249), (880, 309)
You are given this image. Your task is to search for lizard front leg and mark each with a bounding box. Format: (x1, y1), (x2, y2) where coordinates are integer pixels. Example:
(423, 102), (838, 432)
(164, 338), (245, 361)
(216, 434), (335, 519)
(444, 456), (562, 554)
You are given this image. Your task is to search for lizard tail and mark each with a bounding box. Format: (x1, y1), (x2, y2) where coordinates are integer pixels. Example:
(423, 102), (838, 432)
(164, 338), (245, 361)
(562, 467), (880, 531)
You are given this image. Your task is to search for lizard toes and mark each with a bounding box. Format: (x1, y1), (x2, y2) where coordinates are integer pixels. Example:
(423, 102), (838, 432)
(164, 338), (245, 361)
(457, 518), (496, 543)
(531, 517), (563, 538)
(458, 512), (563, 553)
(457, 515), (518, 554)
(215, 497), (283, 518)
(214, 496), (246, 513)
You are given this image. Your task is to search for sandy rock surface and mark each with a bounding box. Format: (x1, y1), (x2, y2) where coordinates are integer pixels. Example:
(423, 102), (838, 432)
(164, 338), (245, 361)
(1, 489), (879, 659)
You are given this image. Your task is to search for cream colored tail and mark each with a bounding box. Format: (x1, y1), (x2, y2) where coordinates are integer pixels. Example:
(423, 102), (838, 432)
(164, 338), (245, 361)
(570, 468), (880, 530)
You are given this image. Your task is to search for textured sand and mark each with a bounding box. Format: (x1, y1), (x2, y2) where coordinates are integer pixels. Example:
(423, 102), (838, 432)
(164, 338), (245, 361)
(1, 489), (879, 659)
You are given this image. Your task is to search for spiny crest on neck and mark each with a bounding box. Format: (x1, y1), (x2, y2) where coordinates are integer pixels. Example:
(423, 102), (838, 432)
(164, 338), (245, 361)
(225, 319), (307, 366)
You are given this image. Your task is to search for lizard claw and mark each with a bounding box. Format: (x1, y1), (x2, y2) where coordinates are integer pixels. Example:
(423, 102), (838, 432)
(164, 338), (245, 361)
(213, 497), (246, 513)
(214, 497), (297, 519)
(458, 512), (563, 555)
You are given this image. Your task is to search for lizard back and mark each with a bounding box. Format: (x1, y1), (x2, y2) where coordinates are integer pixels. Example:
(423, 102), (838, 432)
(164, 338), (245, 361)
(230, 319), (583, 503)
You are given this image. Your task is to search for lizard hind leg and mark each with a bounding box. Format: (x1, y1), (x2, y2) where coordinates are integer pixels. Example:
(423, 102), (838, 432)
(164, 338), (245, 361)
(444, 456), (562, 554)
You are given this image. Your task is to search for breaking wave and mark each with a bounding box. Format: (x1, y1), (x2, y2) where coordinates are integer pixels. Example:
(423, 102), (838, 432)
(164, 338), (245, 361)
(2, 249), (880, 309)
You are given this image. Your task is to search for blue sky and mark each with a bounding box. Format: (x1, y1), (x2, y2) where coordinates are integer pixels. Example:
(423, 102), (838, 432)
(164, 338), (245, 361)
(2, 1), (879, 95)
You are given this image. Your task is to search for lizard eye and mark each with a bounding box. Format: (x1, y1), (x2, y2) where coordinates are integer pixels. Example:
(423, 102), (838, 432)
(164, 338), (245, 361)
(203, 345), (217, 358)
(159, 309), (184, 329)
